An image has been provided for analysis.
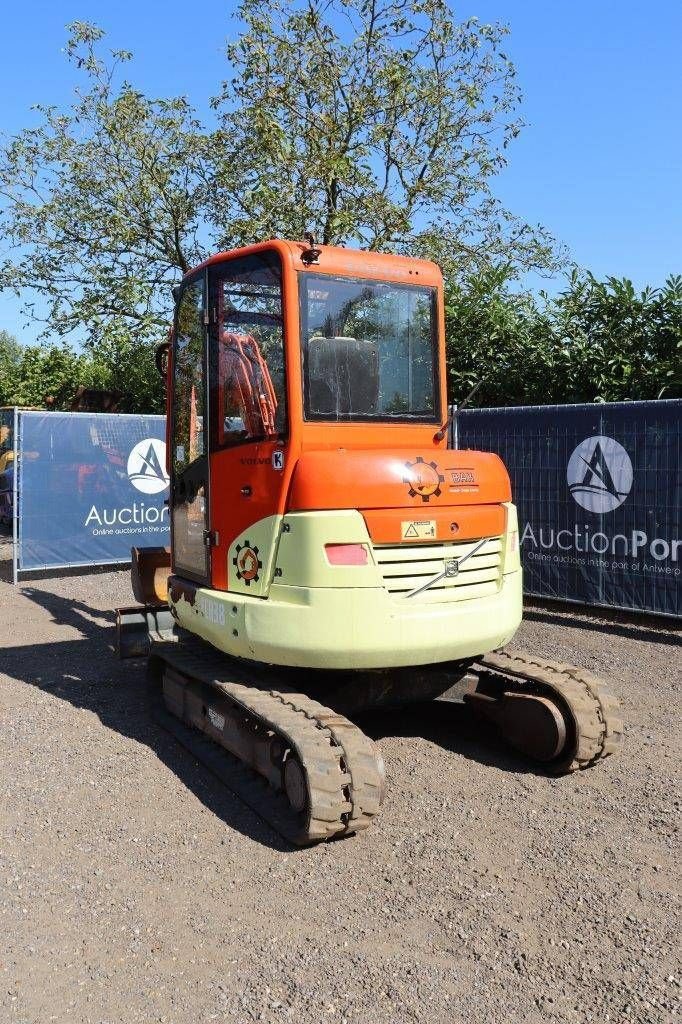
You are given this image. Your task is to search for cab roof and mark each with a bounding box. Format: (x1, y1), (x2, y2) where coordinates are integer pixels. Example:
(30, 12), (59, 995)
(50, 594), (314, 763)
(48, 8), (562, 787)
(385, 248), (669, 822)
(187, 239), (443, 289)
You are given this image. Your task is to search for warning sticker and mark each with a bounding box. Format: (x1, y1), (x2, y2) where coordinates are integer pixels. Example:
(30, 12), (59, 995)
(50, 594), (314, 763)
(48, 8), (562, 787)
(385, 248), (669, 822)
(401, 520), (437, 541)
(207, 707), (225, 731)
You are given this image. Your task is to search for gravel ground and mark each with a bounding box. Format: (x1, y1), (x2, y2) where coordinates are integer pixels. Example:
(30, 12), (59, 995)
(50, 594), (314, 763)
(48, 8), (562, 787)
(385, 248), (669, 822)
(0, 534), (680, 1024)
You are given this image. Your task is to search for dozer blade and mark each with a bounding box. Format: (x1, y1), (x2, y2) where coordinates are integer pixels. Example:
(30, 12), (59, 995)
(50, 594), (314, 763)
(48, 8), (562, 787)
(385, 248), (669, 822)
(466, 649), (624, 773)
(116, 604), (176, 659)
(147, 637), (386, 846)
(131, 545), (171, 605)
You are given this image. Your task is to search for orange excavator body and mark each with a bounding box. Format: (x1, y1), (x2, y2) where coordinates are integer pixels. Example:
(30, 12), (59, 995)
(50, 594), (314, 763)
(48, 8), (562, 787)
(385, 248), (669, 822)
(118, 239), (622, 847)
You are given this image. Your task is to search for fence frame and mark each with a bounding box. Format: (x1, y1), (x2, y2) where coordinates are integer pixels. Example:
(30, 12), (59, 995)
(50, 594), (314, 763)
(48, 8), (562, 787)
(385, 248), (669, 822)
(12, 409), (168, 580)
(11, 406), (18, 585)
(454, 398), (681, 619)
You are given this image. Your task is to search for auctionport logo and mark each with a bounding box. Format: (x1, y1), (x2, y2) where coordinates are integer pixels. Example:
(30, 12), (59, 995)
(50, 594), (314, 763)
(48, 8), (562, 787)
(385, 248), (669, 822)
(566, 435), (633, 513)
(127, 438), (170, 494)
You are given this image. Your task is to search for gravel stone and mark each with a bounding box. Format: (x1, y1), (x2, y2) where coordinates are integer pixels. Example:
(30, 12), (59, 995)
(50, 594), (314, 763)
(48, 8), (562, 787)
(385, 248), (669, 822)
(0, 535), (679, 1023)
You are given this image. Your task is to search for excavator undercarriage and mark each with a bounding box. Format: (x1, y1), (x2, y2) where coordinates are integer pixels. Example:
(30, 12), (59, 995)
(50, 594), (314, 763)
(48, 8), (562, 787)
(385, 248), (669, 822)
(119, 610), (623, 846)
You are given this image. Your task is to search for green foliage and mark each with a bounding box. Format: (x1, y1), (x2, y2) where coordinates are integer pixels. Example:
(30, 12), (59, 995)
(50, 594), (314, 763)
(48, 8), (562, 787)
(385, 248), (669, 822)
(0, 15), (677, 412)
(0, 21), (212, 350)
(214, 0), (560, 275)
(87, 336), (165, 414)
(446, 270), (682, 406)
(0, 330), (163, 412)
(547, 271), (682, 402)
(0, 329), (22, 406)
(6, 343), (105, 408)
(445, 266), (553, 406)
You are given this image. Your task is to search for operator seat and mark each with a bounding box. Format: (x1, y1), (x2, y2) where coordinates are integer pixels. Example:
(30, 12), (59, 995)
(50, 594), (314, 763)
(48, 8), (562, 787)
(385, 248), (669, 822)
(307, 335), (379, 417)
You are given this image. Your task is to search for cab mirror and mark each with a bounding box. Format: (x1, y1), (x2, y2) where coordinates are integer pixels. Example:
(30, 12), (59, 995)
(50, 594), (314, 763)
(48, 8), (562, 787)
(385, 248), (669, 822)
(155, 341), (170, 379)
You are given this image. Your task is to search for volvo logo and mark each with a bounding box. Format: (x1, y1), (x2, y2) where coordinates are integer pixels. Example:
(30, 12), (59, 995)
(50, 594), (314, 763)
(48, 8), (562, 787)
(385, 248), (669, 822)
(567, 435), (633, 513)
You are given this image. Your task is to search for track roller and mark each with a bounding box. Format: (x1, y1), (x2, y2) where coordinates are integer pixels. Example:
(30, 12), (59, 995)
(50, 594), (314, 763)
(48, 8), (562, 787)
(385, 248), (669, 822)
(465, 649), (624, 773)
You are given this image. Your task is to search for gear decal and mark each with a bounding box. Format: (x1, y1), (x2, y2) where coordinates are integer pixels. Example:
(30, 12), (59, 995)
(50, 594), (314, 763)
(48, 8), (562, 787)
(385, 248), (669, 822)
(403, 457), (445, 502)
(233, 541), (263, 585)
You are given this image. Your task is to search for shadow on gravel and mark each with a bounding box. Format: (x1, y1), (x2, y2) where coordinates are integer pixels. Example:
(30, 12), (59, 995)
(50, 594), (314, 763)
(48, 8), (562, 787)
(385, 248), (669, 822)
(2, 585), (291, 852)
(7, 581), (536, 850)
(358, 702), (535, 776)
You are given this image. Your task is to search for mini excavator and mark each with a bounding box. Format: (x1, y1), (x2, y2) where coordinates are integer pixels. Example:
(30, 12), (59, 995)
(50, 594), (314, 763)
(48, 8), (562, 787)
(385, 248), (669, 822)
(117, 239), (623, 844)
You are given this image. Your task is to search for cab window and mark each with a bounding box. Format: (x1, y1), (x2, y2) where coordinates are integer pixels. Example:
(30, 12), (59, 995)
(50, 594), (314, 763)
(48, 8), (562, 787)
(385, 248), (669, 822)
(301, 274), (439, 422)
(210, 252), (286, 446)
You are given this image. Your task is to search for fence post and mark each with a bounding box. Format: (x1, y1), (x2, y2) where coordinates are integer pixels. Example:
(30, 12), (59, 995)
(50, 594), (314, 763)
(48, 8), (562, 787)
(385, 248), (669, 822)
(12, 406), (18, 585)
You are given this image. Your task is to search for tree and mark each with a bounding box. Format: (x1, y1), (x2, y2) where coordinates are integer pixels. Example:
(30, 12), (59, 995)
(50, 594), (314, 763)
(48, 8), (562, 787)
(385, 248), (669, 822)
(549, 271), (682, 402)
(0, 10), (559, 378)
(445, 266), (556, 407)
(214, 0), (559, 275)
(0, 333), (163, 412)
(0, 22), (213, 352)
(5, 11), (675, 413)
(0, 329), (22, 406)
(6, 343), (103, 408)
(92, 332), (164, 413)
(445, 269), (682, 407)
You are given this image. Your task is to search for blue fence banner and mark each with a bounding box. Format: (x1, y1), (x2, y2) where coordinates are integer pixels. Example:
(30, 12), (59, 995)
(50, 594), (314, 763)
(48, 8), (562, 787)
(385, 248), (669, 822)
(456, 400), (681, 618)
(17, 411), (169, 571)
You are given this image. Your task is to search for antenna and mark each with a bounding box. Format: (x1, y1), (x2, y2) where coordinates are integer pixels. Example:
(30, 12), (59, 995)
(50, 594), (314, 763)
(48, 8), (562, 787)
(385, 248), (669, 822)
(433, 379), (485, 444)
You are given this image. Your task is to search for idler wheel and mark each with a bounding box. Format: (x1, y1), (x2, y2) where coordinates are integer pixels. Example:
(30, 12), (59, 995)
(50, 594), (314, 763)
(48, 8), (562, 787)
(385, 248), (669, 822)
(496, 691), (568, 763)
(468, 650), (624, 774)
(283, 755), (308, 813)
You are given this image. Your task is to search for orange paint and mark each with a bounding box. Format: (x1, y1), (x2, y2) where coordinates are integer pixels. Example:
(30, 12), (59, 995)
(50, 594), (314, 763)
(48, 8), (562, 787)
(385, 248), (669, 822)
(288, 450), (510, 512)
(169, 240), (511, 593)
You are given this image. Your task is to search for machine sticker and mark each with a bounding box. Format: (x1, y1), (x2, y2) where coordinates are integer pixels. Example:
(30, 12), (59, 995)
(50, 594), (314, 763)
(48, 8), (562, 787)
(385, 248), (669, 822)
(207, 707), (225, 730)
(450, 469), (475, 485)
(403, 457), (445, 502)
(233, 540), (263, 585)
(197, 593), (226, 626)
(272, 450), (284, 470)
(401, 520), (437, 540)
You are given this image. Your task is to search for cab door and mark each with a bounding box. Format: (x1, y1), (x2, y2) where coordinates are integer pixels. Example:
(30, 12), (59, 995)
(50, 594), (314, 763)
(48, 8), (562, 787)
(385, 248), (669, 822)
(207, 250), (289, 593)
(170, 272), (210, 583)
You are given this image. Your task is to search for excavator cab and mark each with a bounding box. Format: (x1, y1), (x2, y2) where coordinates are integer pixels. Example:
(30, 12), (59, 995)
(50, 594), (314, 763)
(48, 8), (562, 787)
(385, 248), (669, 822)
(117, 240), (622, 846)
(153, 240), (524, 667)
(165, 243), (444, 591)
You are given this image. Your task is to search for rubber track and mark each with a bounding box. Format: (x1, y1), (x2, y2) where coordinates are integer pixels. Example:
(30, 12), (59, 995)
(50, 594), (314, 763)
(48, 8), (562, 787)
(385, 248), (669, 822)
(476, 649), (624, 773)
(149, 640), (384, 845)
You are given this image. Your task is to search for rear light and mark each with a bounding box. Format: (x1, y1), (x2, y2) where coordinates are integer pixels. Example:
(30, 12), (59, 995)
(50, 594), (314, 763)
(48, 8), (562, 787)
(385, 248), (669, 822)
(325, 543), (368, 566)
(508, 530), (518, 553)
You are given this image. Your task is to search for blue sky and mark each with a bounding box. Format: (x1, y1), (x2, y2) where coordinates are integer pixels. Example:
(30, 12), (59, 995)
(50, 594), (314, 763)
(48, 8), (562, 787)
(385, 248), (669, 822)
(1, 0), (680, 342)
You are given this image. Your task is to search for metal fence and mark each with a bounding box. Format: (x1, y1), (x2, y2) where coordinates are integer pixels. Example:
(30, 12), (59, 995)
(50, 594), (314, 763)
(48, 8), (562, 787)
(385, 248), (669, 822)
(8, 410), (169, 581)
(5, 403), (680, 615)
(455, 400), (681, 617)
